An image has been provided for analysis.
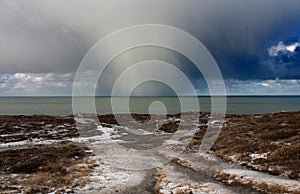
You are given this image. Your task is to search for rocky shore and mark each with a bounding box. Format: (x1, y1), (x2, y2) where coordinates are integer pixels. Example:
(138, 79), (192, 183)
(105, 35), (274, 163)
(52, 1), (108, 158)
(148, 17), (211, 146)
(0, 112), (299, 193)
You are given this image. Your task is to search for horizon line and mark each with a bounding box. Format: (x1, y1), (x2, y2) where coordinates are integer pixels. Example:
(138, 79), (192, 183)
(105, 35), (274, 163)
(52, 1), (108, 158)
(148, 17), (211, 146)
(1, 95), (300, 98)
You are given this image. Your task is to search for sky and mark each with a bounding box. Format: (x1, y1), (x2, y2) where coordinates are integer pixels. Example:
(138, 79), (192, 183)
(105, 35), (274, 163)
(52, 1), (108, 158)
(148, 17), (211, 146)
(0, 0), (300, 96)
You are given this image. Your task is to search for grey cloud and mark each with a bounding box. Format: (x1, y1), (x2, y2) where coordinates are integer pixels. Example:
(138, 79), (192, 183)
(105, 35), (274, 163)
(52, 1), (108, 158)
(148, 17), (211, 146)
(0, 0), (300, 76)
(0, 1), (89, 73)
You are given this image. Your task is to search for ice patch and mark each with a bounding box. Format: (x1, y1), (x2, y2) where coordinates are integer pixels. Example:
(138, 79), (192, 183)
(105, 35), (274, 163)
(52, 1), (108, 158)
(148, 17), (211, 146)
(156, 166), (236, 194)
(0, 140), (30, 148)
(207, 120), (222, 126)
(219, 169), (300, 192)
(70, 126), (122, 144)
(75, 156), (146, 193)
(124, 127), (153, 135)
(249, 152), (269, 160)
(163, 140), (184, 146)
(74, 117), (98, 125)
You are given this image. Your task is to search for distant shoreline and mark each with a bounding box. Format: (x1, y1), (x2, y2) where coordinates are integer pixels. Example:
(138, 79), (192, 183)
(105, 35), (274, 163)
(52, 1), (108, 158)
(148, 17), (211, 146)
(1, 95), (300, 98)
(1, 110), (300, 117)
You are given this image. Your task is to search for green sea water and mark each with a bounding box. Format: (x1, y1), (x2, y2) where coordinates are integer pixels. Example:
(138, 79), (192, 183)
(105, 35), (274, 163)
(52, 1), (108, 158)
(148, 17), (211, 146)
(0, 96), (299, 115)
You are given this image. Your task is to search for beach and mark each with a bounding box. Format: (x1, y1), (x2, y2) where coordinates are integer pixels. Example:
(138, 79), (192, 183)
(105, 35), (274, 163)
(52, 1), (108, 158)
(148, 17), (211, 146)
(0, 112), (299, 193)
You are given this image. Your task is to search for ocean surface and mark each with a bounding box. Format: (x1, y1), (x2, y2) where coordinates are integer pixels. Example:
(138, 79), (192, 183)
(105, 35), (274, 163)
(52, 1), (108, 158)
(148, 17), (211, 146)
(0, 96), (300, 115)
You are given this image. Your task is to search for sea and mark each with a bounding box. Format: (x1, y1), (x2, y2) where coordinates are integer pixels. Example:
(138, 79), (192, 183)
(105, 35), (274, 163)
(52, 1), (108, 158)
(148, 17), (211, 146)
(0, 96), (300, 115)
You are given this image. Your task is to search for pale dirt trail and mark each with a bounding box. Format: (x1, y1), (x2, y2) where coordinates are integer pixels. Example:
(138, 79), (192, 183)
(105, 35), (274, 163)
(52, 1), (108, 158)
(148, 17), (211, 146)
(74, 127), (262, 194)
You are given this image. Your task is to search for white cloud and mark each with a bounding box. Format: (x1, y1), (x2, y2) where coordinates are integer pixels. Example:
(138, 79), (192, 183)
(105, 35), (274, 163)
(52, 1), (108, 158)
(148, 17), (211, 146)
(224, 79), (300, 95)
(1, 72), (300, 96)
(0, 72), (73, 96)
(262, 82), (269, 87)
(286, 42), (300, 52)
(268, 41), (300, 57)
(268, 41), (286, 57)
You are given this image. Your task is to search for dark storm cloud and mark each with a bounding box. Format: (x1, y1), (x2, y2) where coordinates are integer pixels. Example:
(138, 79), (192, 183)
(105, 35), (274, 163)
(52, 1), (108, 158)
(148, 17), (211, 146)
(0, 0), (300, 79)
(183, 1), (300, 80)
